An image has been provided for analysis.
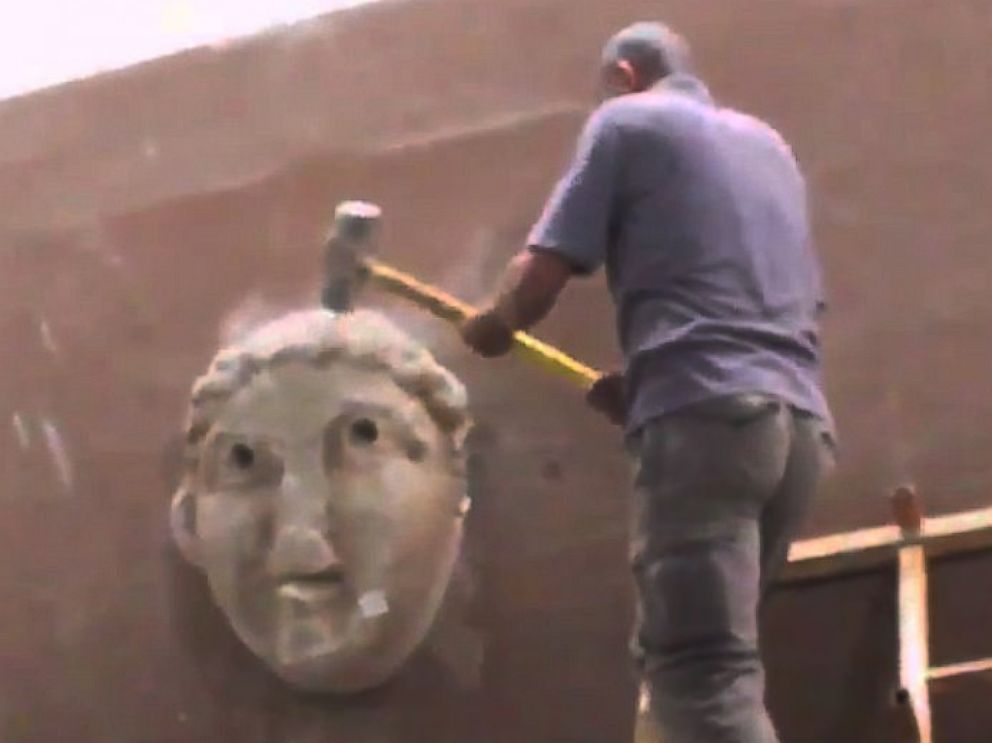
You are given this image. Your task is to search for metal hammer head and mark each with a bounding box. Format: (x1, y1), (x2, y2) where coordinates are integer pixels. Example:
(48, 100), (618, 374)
(321, 200), (383, 312)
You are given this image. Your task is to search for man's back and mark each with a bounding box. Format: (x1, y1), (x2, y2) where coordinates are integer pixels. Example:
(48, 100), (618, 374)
(600, 75), (830, 431)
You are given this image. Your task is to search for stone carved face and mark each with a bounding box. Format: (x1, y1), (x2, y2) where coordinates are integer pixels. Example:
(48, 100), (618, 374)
(170, 310), (471, 692)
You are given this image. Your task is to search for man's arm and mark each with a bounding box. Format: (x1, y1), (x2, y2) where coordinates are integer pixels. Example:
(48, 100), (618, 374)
(491, 248), (574, 331)
(459, 249), (575, 358)
(461, 106), (622, 357)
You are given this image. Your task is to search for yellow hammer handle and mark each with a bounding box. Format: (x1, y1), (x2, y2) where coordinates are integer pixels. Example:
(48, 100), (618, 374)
(365, 258), (600, 389)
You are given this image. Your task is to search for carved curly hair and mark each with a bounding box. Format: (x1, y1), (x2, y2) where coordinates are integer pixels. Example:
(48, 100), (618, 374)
(175, 308), (471, 501)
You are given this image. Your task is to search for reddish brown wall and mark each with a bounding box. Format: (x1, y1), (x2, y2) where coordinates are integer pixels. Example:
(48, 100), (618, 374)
(1, 0), (990, 741)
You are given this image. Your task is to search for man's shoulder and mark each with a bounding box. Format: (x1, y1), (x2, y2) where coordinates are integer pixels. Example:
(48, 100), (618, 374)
(590, 93), (681, 134)
(721, 107), (798, 161)
(589, 97), (637, 127)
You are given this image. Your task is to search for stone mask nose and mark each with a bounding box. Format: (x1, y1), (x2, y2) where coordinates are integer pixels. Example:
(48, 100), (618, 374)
(266, 472), (340, 580)
(267, 525), (341, 580)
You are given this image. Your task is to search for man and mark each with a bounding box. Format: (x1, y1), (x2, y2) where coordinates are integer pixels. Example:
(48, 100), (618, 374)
(460, 21), (836, 743)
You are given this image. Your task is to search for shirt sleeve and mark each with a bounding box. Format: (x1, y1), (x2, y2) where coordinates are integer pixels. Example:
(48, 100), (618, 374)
(527, 106), (622, 275)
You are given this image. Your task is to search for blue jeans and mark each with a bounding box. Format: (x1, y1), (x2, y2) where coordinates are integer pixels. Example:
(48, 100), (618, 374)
(630, 395), (835, 742)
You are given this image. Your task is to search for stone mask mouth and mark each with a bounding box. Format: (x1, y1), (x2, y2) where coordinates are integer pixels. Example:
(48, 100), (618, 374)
(277, 566), (349, 603)
(283, 565), (345, 583)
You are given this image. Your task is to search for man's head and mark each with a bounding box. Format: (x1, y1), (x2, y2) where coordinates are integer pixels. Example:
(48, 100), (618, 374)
(600, 22), (691, 98)
(170, 309), (471, 693)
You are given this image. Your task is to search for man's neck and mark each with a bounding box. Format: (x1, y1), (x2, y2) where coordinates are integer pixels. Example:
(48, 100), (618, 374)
(651, 73), (714, 104)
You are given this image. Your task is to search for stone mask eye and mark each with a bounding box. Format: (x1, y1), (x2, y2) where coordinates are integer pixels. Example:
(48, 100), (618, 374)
(323, 408), (426, 473)
(230, 443), (256, 470)
(205, 435), (283, 491)
(349, 418), (379, 446)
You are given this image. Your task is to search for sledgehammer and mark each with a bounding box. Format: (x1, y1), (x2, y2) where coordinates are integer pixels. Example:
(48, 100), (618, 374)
(321, 200), (600, 389)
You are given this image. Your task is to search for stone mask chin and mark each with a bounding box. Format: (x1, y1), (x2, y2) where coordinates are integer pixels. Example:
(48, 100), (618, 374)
(170, 310), (471, 693)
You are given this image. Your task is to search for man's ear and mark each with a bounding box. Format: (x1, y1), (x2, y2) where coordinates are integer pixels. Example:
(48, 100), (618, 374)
(170, 486), (202, 567)
(616, 59), (639, 92)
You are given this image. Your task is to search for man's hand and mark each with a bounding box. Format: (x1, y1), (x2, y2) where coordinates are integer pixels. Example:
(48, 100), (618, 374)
(460, 310), (515, 358)
(460, 249), (573, 361)
(586, 371), (625, 426)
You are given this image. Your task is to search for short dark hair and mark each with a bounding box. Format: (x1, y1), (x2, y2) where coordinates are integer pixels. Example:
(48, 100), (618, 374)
(601, 22), (691, 83)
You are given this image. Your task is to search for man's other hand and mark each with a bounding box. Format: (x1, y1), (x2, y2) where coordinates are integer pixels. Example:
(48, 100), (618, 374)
(586, 371), (625, 426)
(460, 310), (515, 358)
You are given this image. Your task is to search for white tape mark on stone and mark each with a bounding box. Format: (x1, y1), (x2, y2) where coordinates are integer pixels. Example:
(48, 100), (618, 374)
(11, 413), (31, 450)
(39, 319), (59, 357)
(358, 589), (389, 618)
(41, 418), (74, 492)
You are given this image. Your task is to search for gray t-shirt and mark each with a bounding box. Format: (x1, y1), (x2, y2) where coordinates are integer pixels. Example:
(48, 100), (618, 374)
(528, 75), (831, 433)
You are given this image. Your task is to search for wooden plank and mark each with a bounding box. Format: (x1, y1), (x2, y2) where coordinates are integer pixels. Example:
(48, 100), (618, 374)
(928, 657), (992, 682)
(895, 543), (932, 743)
(633, 684), (663, 743)
(783, 524), (902, 581)
(781, 503), (992, 583)
(892, 485), (925, 533)
(893, 489), (930, 743)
